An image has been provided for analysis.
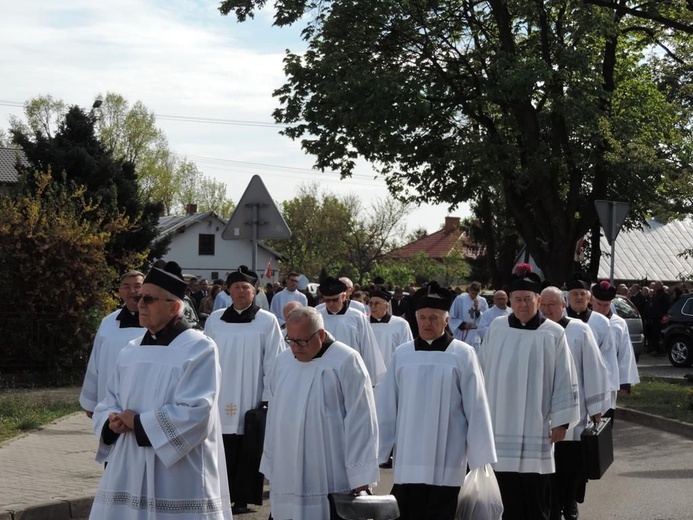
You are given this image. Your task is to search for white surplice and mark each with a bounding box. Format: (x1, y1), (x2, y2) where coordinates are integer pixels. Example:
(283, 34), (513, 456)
(376, 339), (496, 486)
(204, 308), (285, 434)
(563, 319), (611, 441)
(610, 313), (640, 390)
(319, 307), (386, 385)
(480, 318), (579, 474)
(79, 310), (144, 413)
(90, 329), (232, 519)
(449, 293), (488, 348)
(261, 342), (379, 520)
(369, 315), (413, 370)
(269, 289), (308, 325)
(477, 305), (512, 345)
(585, 311), (620, 406)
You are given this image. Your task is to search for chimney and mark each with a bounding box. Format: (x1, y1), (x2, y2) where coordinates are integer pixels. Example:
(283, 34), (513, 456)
(185, 203), (198, 215)
(444, 216), (460, 233)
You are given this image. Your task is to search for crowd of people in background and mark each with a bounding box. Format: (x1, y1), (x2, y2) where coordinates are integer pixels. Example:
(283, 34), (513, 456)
(80, 261), (654, 520)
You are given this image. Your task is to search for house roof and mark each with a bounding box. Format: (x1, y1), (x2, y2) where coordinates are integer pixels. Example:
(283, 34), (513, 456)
(390, 216), (481, 260)
(156, 211), (283, 260)
(0, 147), (27, 184)
(598, 218), (693, 282)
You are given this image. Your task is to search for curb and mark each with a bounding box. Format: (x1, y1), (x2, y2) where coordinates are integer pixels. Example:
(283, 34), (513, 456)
(1, 497), (92, 520)
(616, 406), (693, 440)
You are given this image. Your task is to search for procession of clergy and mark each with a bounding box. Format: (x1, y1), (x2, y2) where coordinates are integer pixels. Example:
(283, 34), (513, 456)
(78, 260), (638, 520)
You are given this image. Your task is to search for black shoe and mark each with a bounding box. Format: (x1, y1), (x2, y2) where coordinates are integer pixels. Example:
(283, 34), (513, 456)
(563, 502), (579, 520)
(232, 505), (252, 515)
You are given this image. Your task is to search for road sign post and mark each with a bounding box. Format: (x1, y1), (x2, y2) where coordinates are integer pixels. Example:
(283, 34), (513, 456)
(222, 175), (291, 274)
(595, 200), (631, 285)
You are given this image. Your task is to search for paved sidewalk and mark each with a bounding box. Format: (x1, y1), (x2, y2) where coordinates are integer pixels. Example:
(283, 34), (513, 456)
(0, 411), (100, 520)
(1, 352), (692, 519)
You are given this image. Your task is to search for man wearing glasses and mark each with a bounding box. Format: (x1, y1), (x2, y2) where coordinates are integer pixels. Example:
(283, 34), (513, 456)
(261, 306), (379, 520)
(317, 277), (386, 385)
(269, 271), (308, 326)
(368, 287), (413, 369)
(79, 270), (145, 420)
(89, 261), (232, 519)
(204, 265), (285, 515)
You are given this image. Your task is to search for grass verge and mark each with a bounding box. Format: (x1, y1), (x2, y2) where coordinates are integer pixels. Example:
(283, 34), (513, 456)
(619, 377), (693, 424)
(0, 390), (82, 444)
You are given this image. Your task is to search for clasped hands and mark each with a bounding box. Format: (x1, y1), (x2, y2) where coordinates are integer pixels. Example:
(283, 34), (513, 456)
(108, 409), (137, 434)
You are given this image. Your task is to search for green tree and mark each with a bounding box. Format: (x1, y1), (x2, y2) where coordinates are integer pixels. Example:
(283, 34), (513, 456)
(0, 173), (135, 378)
(341, 196), (411, 283)
(266, 183), (354, 279)
(11, 106), (167, 269)
(220, 0), (693, 283)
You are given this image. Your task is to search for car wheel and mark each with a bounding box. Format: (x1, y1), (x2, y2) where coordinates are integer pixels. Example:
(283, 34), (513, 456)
(667, 336), (693, 367)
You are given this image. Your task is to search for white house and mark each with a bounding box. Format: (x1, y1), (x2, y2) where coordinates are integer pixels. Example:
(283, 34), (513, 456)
(155, 205), (283, 283)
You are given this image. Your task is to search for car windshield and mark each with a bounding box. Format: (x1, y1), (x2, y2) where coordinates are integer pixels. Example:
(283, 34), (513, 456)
(613, 297), (639, 319)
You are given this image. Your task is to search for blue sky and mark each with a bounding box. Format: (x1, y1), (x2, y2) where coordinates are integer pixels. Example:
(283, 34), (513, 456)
(0, 0), (468, 233)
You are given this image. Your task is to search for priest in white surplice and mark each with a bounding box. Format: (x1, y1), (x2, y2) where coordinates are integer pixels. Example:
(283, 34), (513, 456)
(566, 276), (620, 412)
(317, 277), (386, 385)
(480, 266), (579, 520)
(377, 281), (496, 520)
(269, 271), (308, 326)
(449, 281), (488, 348)
(590, 281), (640, 405)
(261, 306), (379, 520)
(367, 287), (413, 369)
(477, 290), (511, 345)
(89, 262), (232, 520)
(204, 265), (285, 515)
(540, 286), (610, 520)
(80, 270), (145, 419)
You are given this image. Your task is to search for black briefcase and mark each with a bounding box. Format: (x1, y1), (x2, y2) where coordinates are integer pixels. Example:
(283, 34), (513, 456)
(328, 491), (399, 520)
(581, 417), (613, 479)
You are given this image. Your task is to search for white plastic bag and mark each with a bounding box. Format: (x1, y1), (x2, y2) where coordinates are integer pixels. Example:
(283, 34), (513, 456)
(455, 464), (504, 520)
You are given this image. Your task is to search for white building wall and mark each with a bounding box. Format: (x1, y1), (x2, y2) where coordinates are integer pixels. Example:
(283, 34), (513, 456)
(163, 215), (280, 283)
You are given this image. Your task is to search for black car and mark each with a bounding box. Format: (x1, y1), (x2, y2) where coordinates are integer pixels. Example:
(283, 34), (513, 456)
(661, 294), (693, 367)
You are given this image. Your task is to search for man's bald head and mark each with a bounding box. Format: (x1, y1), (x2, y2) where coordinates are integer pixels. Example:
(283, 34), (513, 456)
(283, 301), (303, 323)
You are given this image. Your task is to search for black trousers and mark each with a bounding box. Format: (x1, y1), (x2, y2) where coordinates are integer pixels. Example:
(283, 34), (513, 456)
(391, 483), (460, 520)
(551, 441), (585, 519)
(495, 471), (551, 520)
(223, 433), (264, 506)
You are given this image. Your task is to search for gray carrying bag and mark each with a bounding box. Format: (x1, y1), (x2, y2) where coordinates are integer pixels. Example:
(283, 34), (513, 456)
(328, 490), (400, 520)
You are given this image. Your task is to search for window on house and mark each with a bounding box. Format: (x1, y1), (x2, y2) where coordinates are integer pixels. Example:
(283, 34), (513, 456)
(199, 234), (215, 256)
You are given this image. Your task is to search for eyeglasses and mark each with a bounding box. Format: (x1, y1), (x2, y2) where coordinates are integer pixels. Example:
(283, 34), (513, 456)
(284, 330), (319, 347)
(134, 294), (175, 305)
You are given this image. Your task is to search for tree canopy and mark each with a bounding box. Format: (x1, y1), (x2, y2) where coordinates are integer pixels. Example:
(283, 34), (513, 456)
(11, 105), (167, 269)
(220, 0), (693, 283)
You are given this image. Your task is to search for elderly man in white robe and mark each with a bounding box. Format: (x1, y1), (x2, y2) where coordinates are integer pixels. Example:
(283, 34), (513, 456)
(204, 265), (285, 515)
(261, 306), (379, 520)
(480, 265), (579, 520)
(368, 287), (413, 369)
(540, 286), (611, 520)
(80, 270), (145, 419)
(89, 261), (231, 519)
(591, 281), (640, 405)
(477, 289), (511, 345)
(376, 281), (496, 520)
(449, 281), (489, 349)
(317, 276), (386, 385)
(566, 276), (620, 413)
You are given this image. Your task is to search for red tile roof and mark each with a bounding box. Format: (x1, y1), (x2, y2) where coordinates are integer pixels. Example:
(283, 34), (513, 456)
(390, 217), (482, 260)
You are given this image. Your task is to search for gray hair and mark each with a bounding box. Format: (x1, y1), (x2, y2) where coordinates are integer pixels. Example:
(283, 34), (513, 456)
(286, 306), (324, 333)
(540, 285), (565, 303)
